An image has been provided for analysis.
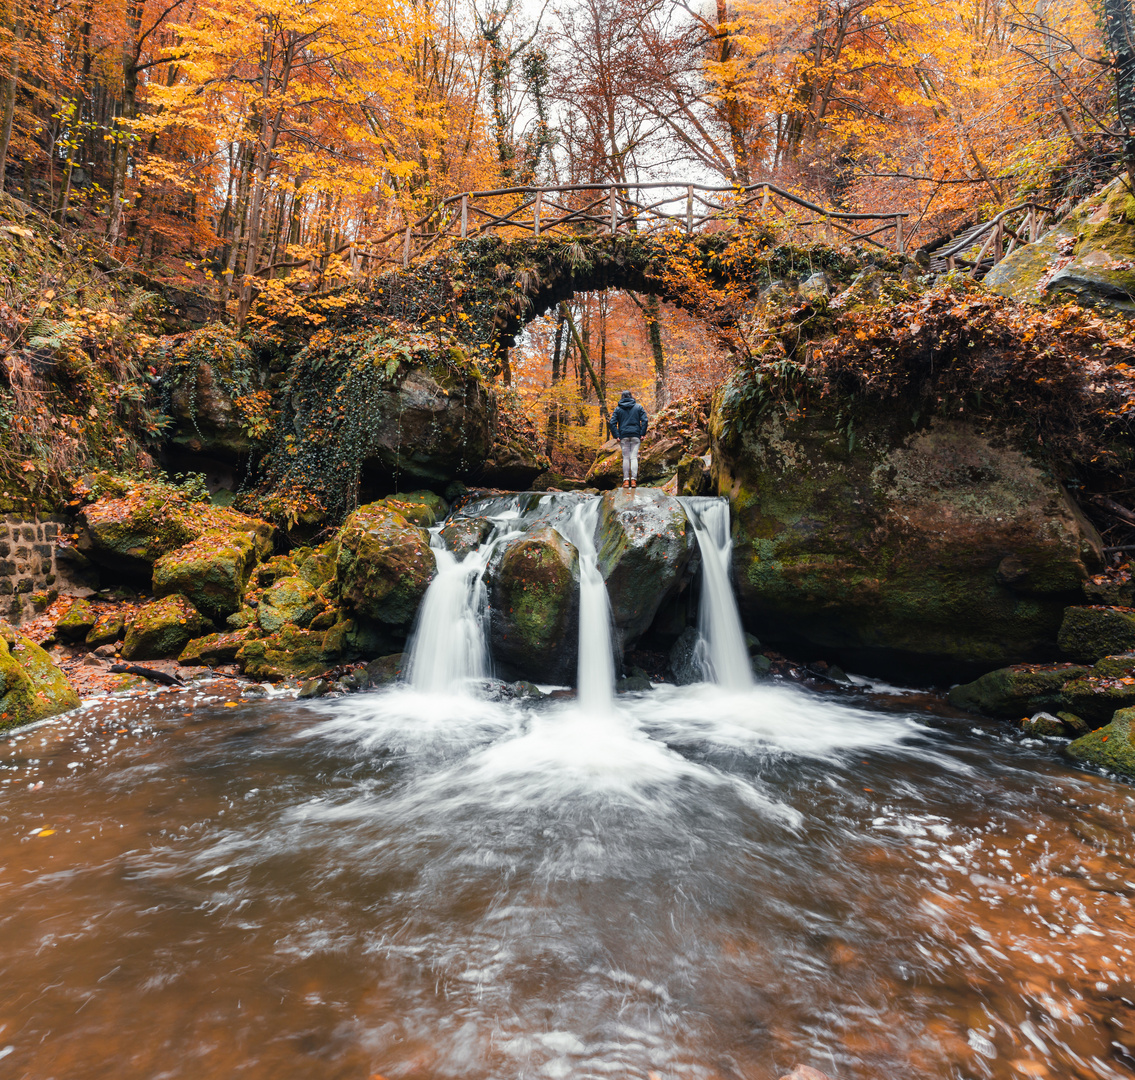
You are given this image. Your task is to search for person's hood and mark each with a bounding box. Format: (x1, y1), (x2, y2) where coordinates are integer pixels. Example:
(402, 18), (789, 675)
(618, 391), (636, 406)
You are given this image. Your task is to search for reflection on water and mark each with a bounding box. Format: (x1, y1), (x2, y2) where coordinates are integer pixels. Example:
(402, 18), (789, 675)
(1, 680), (1134, 1080)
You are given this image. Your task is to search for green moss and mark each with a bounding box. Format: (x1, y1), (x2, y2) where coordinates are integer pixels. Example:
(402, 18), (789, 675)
(948, 664), (1089, 717)
(152, 528), (257, 620)
(1067, 707), (1135, 777)
(235, 625), (342, 681)
(1057, 607), (1135, 663)
(0, 621), (79, 730)
(257, 575), (322, 632)
(55, 598), (97, 641)
(121, 594), (213, 660)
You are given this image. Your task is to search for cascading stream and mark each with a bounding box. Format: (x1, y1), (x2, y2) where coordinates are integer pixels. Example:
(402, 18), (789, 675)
(557, 497), (616, 711)
(680, 496), (754, 691)
(406, 506), (523, 694)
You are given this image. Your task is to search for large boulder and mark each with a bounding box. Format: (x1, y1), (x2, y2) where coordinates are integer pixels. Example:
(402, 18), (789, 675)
(78, 483), (274, 581)
(152, 529), (258, 621)
(1057, 606), (1135, 663)
(596, 489), (693, 645)
(375, 491), (448, 528)
(235, 625), (341, 681)
(0, 621), (79, 731)
(488, 526), (579, 682)
(336, 501), (435, 635)
(121, 594), (213, 660)
(985, 178), (1135, 317)
(713, 399), (1102, 668)
(1067, 706), (1135, 778)
(257, 575), (324, 632)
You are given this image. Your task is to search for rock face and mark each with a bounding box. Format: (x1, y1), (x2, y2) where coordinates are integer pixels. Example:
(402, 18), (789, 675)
(1057, 606), (1135, 663)
(479, 437), (550, 489)
(1067, 706), (1135, 777)
(358, 368), (492, 484)
(713, 400), (1102, 668)
(152, 529), (258, 620)
(0, 621), (79, 730)
(596, 489), (693, 645)
(121, 594), (213, 660)
(336, 501), (435, 636)
(986, 178), (1135, 317)
(488, 526), (579, 682)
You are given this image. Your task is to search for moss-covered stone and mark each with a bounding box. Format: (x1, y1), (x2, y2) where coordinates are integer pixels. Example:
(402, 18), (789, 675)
(55, 598), (97, 641)
(1067, 706), (1135, 777)
(0, 621), (79, 730)
(235, 625), (341, 681)
(439, 516), (493, 559)
(1057, 606), (1135, 663)
(379, 491), (449, 528)
(986, 178), (1135, 316)
(713, 397), (1102, 667)
(364, 653), (405, 687)
(152, 529), (257, 620)
(948, 663), (1089, 716)
(257, 575), (323, 632)
(296, 541), (338, 588)
(1020, 712), (1066, 736)
(78, 483), (274, 579)
(254, 554), (299, 588)
(489, 526), (579, 682)
(85, 609), (125, 647)
(178, 629), (257, 666)
(336, 501), (435, 633)
(597, 490), (693, 645)
(121, 594), (213, 660)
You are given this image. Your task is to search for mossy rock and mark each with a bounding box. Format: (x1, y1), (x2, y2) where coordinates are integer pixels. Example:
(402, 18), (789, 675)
(586, 433), (707, 490)
(254, 555), (299, 588)
(1067, 707), (1135, 778)
(235, 625), (341, 681)
(364, 653), (406, 687)
(676, 455), (710, 497)
(986, 178), (1135, 316)
(714, 398), (1102, 667)
(257, 575), (323, 632)
(121, 594), (213, 660)
(78, 483), (274, 579)
(336, 502), (435, 632)
(296, 541), (338, 588)
(1059, 673), (1135, 725)
(488, 526), (579, 683)
(379, 491), (449, 528)
(439, 516), (493, 559)
(1020, 712), (1066, 737)
(1057, 606), (1135, 663)
(55, 598), (97, 642)
(597, 489), (693, 644)
(85, 609), (125, 646)
(178, 630), (258, 666)
(0, 621), (79, 731)
(948, 663), (1089, 717)
(152, 528), (257, 621)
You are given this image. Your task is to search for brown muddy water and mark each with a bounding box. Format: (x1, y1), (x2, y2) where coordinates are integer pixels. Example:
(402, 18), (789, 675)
(0, 679), (1133, 1080)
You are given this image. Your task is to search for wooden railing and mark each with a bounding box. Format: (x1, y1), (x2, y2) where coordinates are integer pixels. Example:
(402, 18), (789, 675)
(932, 202), (1054, 276)
(365, 182), (911, 268)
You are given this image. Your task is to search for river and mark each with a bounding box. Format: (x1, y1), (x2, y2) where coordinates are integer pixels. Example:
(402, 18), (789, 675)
(1, 677), (1132, 1079)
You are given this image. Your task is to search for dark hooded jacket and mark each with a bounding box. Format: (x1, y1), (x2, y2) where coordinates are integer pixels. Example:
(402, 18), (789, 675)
(608, 391), (648, 440)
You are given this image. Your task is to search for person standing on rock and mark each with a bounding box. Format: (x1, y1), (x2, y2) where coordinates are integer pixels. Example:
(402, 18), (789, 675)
(608, 390), (649, 488)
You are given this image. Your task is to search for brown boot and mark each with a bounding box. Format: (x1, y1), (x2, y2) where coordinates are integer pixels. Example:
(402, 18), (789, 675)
(622, 479), (630, 488)
(631, 478), (637, 488)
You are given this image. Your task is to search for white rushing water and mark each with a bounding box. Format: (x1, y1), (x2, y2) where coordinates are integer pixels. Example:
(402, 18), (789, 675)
(557, 497), (616, 712)
(680, 496), (754, 691)
(407, 506), (524, 694)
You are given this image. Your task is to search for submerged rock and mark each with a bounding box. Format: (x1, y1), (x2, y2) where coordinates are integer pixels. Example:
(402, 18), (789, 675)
(121, 594), (213, 660)
(597, 489), (693, 646)
(488, 526), (579, 683)
(713, 399), (1102, 667)
(0, 621), (79, 730)
(336, 501), (435, 635)
(1067, 706), (1135, 778)
(668, 625), (703, 686)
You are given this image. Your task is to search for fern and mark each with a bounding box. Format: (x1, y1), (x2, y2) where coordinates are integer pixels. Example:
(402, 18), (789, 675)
(26, 317), (77, 351)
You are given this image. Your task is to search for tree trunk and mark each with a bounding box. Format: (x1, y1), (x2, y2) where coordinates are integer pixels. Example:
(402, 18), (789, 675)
(0, 12), (26, 190)
(559, 302), (610, 425)
(546, 308), (565, 455)
(643, 294), (666, 408)
(1104, 0), (1135, 184)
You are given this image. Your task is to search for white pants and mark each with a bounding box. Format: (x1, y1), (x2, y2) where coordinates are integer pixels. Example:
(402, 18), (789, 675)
(620, 437), (641, 481)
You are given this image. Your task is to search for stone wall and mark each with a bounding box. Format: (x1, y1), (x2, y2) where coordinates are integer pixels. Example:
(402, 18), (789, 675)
(0, 516), (94, 624)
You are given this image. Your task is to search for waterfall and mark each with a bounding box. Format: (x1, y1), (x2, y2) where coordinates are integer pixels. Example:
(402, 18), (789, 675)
(680, 497), (753, 691)
(557, 497), (616, 711)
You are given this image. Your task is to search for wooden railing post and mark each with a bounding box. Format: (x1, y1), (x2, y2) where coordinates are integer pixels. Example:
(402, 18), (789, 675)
(403, 226), (411, 268)
(895, 215), (904, 255)
(609, 186), (617, 234)
(460, 195), (468, 239)
(762, 184), (769, 211)
(686, 185), (693, 235)
(994, 219), (1003, 262)
(534, 189), (542, 237)
(1028, 204), (1036, 243)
